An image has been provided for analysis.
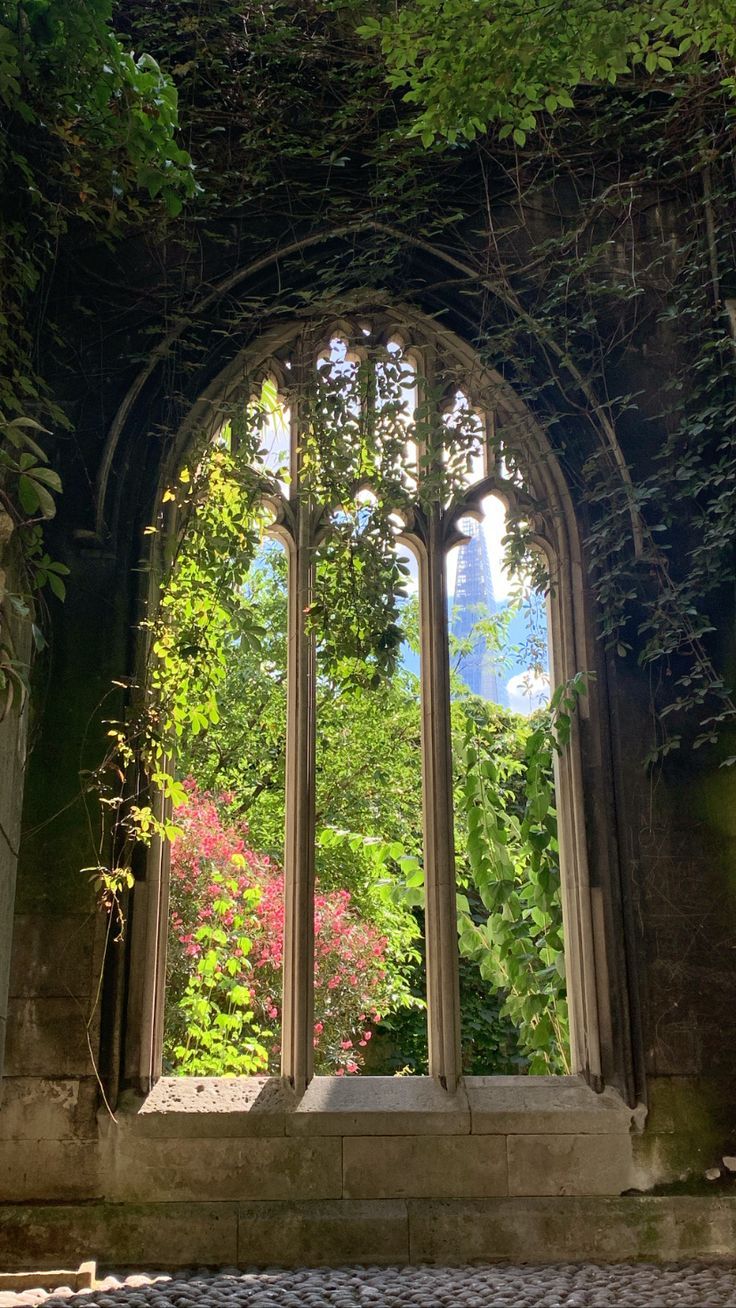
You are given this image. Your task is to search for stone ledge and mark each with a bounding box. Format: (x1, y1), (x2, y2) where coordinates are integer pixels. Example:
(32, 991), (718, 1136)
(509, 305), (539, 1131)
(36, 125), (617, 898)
(466, 1075), (636, 1135)
(3, 1197), (736, 1267)
(119, 1075), (634, 1139)
(0, 1203), (239, 1269)
(408, 1195), (736, 1262)
(0, 1263), (95, 1292)
(118, 1077), (297, 1138)
(286, 1076), (471, 1136)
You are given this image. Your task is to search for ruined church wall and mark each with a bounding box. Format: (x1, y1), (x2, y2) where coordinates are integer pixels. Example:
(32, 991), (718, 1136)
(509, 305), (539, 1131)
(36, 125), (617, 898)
(1, 198), (735, 1260)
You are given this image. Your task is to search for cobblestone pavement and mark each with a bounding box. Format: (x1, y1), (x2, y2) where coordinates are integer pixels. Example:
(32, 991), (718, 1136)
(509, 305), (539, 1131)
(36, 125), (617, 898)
(4, 1265), (736, 1308)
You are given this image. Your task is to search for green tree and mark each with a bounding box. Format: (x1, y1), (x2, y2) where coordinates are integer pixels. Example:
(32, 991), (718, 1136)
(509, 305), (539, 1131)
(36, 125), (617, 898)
(117, 340), (572, 1074)
(359, 0), (736, 144)
(177, 535), (569, 1073)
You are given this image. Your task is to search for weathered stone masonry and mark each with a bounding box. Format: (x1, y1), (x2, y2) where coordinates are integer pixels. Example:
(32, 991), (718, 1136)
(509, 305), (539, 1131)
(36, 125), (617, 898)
(1, 175), (736, 1265)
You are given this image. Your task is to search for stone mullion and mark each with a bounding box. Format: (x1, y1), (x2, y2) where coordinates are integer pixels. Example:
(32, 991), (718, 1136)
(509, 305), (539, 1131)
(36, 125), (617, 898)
(280, 499), (317, 1094)
(416, 504), (462, 1093)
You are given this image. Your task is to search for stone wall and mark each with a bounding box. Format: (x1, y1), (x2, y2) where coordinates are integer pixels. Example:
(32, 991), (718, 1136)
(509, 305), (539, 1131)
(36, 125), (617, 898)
(2, 186), (736, 1264)
(0, 553), (30, 1088)
(1, 1075), (736, 1266)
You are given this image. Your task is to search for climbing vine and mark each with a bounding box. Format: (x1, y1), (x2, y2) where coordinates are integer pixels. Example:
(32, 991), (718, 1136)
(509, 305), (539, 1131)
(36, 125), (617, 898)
(4, 2), (735, 1078)
(106, 2), (736, 764)
(0, 0), (195, 703)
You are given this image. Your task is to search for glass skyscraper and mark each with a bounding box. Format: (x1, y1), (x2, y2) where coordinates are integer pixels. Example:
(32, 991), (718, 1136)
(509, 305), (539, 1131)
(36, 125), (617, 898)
(450, 516), (507, 706)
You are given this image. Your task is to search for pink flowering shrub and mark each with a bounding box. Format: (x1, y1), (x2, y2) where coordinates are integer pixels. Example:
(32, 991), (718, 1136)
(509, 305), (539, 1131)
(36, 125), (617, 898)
(165, 780), (391, 1074)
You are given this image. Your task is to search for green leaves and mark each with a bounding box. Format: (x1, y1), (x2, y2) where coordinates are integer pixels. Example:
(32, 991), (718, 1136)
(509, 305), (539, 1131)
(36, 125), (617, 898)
(32, 555), (69, 600)
(1, 414), (60, 515)
(0, 415), (67, 627)
(0, 0), (198, 642)
(169, 862), (269, 1076)
(453, 676), (588, 1071)
(359, 0), (736, 144)
(17, 457), (60, 519)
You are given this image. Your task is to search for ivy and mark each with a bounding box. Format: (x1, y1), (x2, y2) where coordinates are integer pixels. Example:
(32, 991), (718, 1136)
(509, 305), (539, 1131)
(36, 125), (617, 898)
(0, 0), (196, 704)
(1, 1), (729, 1074)
(0, 412), (67, 710)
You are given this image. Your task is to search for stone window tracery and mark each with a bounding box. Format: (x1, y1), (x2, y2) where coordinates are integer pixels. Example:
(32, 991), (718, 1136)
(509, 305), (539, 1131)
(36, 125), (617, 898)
(130, 312), (606, 1098)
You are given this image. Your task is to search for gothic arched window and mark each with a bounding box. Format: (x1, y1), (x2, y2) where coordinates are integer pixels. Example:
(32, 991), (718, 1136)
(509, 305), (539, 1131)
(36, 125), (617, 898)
(128, 312), (605, 1097)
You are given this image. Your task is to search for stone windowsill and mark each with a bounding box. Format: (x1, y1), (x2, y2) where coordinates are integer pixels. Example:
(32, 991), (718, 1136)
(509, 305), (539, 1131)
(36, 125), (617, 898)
(115, 1074), (640, 1139)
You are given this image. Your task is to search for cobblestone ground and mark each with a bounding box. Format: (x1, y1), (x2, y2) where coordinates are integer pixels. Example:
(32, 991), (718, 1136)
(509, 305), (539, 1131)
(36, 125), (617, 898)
(4, 1265), (736, 1308)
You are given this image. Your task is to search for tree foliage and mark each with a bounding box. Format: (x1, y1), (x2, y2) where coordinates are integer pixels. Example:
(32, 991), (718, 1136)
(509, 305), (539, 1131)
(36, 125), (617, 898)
(167, 782), (407, 1075)
(1, 0), (195, 420)
(155, 466), (570, 1072)
(454, 679), (589, 1072)
(359, 0), (736, 144)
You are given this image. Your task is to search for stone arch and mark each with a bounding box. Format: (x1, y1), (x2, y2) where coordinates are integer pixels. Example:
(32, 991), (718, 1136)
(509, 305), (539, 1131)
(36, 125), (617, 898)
(117, 305), (639, 1104)
(94, 224), (643, 554)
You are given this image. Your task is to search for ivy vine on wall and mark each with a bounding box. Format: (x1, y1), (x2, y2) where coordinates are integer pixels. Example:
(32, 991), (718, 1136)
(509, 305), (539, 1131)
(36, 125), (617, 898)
(2, 1), (736, 1076)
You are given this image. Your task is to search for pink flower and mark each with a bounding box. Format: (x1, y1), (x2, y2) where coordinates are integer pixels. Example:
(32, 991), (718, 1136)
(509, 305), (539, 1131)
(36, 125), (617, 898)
(170, 778), (394, 1077)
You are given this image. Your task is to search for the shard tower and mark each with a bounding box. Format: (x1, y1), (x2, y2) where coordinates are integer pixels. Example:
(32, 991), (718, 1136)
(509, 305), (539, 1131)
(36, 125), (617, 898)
(450, 516), (506, 706)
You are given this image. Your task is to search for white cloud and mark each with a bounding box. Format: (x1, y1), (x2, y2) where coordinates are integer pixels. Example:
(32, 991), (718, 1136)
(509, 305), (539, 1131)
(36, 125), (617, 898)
(506, 670), (550, 715)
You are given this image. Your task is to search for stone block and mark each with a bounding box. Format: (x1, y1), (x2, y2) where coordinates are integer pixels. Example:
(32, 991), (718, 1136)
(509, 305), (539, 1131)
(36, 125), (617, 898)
(237, 1200), (409, 1264)
(343, 1135), (507, 1199)
(466, 1075), (635, 1134)
(507, 1132), (634, 1196)
(4, 998), (90, 1077)
(8, 916), (94, 999)
(408, 1197), (574, 1262)
(631, 1131), (719, 1190)
(287, 1075), (470, 1136)
(407, 1196), (736, 1263)
(0, 1077), (98, 1140)
(107, 1134), (342, 1202)
(0, 1265), (94, 1292)
(0, 1141), (101, 1201)
(0, 1203), (238, 1269)
(120, 1076), (296, 1137)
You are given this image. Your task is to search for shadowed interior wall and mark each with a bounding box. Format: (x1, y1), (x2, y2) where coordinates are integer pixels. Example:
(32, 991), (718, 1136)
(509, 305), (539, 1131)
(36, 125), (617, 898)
(1, 179), (736, 1263)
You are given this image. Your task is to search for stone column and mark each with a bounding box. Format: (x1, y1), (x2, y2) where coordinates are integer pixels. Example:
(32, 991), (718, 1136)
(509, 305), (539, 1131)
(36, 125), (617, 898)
(417, 506), (462, 1092)
(280, 503), (316, 1093)
(0, 542), (31, 1094)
